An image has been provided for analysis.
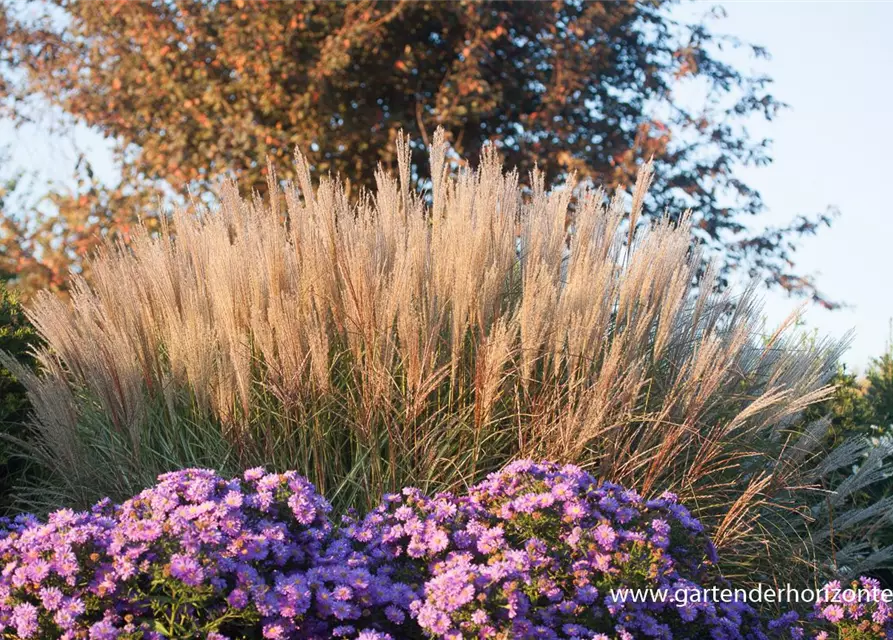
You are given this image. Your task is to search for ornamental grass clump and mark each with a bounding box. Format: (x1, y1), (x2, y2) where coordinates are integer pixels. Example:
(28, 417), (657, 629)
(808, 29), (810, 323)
(6, 129), (885, 584)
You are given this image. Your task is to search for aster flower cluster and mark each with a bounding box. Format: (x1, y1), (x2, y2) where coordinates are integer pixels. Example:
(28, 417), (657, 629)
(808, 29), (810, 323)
(0, 467), (398, 639)
(348, 460), (776, 640)
(811, 577), (893, 639)
(0, 462), (888, 639)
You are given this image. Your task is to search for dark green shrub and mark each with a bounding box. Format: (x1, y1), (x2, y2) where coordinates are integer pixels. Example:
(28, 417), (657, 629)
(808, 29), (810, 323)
(0, 285), (39, 513)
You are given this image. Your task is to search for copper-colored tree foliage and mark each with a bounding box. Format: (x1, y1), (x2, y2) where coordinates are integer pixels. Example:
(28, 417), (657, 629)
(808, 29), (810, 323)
(0, 0), (834, 303)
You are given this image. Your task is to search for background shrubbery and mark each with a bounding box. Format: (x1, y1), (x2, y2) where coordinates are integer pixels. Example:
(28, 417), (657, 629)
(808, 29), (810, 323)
(0, 286), (39, 515)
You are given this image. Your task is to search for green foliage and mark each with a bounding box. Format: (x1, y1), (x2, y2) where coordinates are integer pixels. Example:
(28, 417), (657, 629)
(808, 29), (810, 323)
(0, 0), (834, 305)
(867, 344), (893, 429)
(0, 285), (39, 513)
(796, 333), (893, 582)
(802, 366), (873, 448)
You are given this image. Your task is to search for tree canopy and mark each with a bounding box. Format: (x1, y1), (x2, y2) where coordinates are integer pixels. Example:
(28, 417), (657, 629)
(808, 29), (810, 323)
(0, 0), (834, 303)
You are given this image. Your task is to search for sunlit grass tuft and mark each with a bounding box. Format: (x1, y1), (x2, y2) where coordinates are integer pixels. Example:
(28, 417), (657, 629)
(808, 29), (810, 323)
(4, 130), (876, 585)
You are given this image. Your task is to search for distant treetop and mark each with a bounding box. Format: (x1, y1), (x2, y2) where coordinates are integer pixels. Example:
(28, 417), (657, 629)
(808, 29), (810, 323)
(0, 0), (835, 304)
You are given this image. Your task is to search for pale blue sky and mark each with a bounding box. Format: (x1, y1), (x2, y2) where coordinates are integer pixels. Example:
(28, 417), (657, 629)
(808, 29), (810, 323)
(1, 2), (891, 369)
(705, 1), (893, 370)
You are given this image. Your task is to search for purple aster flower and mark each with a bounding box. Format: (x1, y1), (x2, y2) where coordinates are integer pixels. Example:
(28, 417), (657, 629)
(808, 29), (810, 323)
(168, 553), (204, 586)
(11, 602), (39, 638)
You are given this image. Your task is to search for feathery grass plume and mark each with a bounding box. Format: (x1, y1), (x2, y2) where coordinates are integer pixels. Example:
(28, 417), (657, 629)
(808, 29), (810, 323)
(2, 129), (879, 585)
